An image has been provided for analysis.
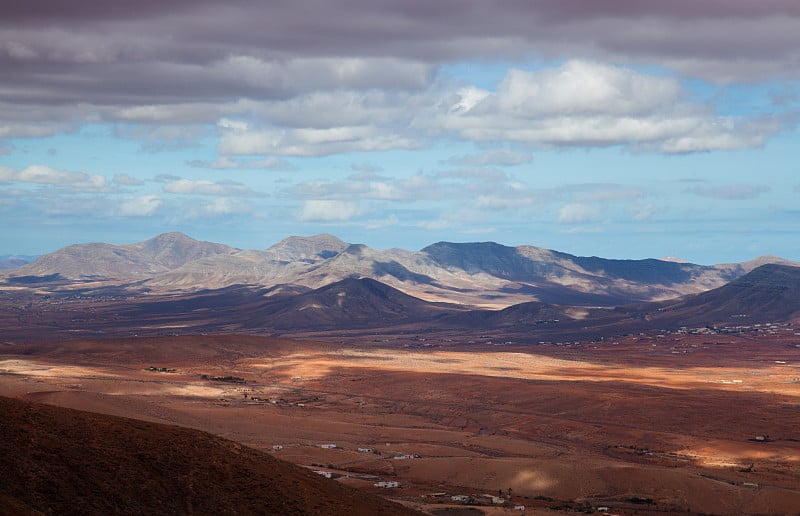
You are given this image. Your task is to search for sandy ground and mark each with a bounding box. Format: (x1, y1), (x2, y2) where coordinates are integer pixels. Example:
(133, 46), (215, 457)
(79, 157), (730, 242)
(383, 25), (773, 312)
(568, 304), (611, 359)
(1, 331), (799, 514)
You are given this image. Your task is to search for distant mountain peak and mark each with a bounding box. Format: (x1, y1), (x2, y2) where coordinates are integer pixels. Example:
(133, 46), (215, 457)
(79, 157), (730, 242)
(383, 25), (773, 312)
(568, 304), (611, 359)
(266, 234), (348, 262)
(139, 231), (198, 248)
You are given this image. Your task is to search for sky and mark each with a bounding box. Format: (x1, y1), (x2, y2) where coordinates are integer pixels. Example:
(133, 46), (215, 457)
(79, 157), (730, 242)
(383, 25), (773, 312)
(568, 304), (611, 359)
(1, 1), (799, 264)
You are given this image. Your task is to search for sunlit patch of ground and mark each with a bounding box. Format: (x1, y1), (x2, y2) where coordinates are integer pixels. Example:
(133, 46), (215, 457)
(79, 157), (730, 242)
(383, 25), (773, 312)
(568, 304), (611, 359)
(245, 348), (800, 398)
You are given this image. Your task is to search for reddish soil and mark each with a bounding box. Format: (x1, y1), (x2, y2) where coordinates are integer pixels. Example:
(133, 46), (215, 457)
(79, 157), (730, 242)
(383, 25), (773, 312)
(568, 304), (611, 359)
(1, 329), (799, 514)
(0, 395), (419, 515)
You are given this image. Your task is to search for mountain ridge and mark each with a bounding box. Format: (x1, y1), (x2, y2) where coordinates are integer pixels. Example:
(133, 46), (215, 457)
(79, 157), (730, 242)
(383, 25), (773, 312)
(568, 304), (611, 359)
(3, 232), (798, 308)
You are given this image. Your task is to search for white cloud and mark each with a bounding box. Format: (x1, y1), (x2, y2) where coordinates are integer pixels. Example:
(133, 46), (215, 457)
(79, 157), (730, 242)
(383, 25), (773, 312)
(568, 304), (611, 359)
(298, 200), (361, 221)
(217, 121), (420, 157)
(481, 62), (681, 116)
(0, 165), (107, 191)
(557, 203), (602, 224)
(291, 175), (409, 202)
(476, 195), (539, 210)
(163, 178), (260, 197)
(195, 198), (249, 216)
(632, 203), (658, 221)
(188, 155), (293, 170)
(433, 60), (780, 153)
(95, 60), (787, 159)
(577, 188), (644, 203)
(117, 194), (162, 216)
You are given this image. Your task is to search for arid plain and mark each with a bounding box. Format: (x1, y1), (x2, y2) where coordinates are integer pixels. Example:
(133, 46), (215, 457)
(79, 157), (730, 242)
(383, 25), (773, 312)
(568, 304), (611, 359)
(2, 327), (800, 514)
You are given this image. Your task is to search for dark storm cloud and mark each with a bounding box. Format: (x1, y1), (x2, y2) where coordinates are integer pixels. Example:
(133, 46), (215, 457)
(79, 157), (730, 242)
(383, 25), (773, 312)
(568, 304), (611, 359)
(1, 1), (799, 139)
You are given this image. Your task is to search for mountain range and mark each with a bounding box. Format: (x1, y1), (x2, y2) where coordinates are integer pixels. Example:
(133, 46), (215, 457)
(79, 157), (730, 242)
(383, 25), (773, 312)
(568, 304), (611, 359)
(2, 232), (799, 341)
(4, 232), (797, 308)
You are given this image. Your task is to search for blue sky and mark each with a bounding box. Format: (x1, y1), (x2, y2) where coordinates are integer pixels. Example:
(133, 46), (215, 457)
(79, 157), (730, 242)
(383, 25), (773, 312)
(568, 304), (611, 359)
(1, 1), (799, 264)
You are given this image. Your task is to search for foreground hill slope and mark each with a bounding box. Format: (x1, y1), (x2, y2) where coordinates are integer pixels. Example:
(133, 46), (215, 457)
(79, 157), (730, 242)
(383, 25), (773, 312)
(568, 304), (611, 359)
(0, 395), (418, 516)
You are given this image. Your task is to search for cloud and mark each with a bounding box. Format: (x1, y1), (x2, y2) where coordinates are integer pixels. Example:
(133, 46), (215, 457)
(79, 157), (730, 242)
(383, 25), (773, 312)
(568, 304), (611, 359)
(365, 214), (399, 230)
(2, 3), (795, 154)
(576, 187), (644, 203)
(3, 2), (800, 96)
(113, 124), (209, 152)
(188, 155), (293, 170)
(113, 173), (144, 186)
(291, 174), (409, 202)
(686, 183), (771, 200)
(117, 194), (162, 216)
(153, 174), (182, 183)
(210, 61), (778, 156)
(163, 178), (261, 197)
(0, 165), (106, 191)
(298, 200), (361, 222)
(447, 149), (532, 167)
(632, 203), (658, 221)
(216, 120), (421, 157)
(433, 60), (780, 153)
(416, 218), (452, 231)
(179, 197), (253, 219)
(557, 203), (602, 224)
(476, 195), (539, 210)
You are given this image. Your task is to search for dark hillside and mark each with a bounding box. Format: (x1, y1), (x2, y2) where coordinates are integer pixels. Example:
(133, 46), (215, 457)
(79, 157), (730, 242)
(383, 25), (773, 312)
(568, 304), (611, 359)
(0, 396), (419, 516)
(250, 277), (463, 330)
(650, 264), (800, 326)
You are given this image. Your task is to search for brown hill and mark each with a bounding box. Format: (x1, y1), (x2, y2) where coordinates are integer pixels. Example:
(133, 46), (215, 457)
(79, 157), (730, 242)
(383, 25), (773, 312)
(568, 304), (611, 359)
(246, 277), (464, 331)
(649, 263), (800, 326)
(441, 300), (569, 329)
(0, 395), (419, 516)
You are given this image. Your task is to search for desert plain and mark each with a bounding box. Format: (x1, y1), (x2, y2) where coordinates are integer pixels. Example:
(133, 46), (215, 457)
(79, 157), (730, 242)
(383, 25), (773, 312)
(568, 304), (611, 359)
(2, 325), (800, 515)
